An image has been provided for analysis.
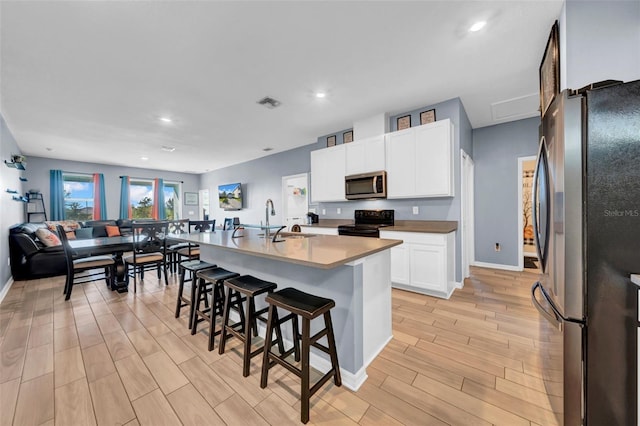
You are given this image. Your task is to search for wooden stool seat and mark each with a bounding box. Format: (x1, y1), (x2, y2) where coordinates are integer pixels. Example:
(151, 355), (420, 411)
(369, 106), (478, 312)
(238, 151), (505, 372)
(192, 267), (240, 351)
(218, 275), (284, 377)
(174, 260), (216, 329)
(260, 287), (341, 424)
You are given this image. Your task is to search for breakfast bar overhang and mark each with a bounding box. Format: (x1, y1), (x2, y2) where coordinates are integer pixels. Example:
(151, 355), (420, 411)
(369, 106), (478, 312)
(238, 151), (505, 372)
(175, 229), (403, 390)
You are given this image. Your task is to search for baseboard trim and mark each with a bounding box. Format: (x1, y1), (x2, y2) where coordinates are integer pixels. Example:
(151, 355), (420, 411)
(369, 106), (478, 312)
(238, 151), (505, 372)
(0, 277), (15, 304)
(472, 261), (523, 272)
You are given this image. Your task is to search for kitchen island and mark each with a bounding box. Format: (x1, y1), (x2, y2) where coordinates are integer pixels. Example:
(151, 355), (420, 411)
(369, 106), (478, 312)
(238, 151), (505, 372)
(174, 229), (402, 390)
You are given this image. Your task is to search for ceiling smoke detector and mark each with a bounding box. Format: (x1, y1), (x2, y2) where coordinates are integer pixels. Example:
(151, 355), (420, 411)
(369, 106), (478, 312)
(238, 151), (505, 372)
(257, 96), (281, 109)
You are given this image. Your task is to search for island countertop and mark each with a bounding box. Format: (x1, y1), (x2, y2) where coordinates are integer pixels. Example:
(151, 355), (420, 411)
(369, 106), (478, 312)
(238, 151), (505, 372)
(173, 229), (403, 270)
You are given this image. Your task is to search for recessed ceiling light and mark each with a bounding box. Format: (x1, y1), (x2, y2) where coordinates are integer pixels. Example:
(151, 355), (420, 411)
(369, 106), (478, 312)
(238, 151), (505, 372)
(315, 92), (326, 98)
(159, 117), (172, 123)
(469, 21), (486, 32)
(141, 156), (149, 161)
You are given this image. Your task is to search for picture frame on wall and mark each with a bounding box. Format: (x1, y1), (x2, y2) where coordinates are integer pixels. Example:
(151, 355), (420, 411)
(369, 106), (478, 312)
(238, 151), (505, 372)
(420, 109), (436, 125)
(397, 115), (411, 130)
(539, 21), (560, 118)
(184, 192), (198, 205)
(327, 135), (337, 147)
(343, 130), (353, 143)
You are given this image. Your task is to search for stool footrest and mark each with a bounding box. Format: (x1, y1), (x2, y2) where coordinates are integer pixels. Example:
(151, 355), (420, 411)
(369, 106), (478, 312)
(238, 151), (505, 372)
(310, 329), (328, 345)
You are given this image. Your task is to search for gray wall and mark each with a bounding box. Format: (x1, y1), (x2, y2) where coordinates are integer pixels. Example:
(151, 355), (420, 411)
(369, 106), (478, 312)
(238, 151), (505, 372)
(24, 157), (200, 221)
(472, 117), (539, 266)
(561, 0), (640, 91)
(198, 143), (318, 228)
(1, 114), (26, 288)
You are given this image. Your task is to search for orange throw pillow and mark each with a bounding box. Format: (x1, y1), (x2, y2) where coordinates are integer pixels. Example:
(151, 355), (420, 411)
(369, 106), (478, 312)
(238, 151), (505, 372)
(105, 225), (121, 237)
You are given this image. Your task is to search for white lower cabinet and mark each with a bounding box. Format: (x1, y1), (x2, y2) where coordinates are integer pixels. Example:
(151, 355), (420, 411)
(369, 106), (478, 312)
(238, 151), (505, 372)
(380, 230), (455, 298)
(300, 226), (338, 236)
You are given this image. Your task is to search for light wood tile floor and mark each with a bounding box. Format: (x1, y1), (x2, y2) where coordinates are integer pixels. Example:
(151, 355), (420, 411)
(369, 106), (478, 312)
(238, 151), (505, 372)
(0, 266), (562, 425)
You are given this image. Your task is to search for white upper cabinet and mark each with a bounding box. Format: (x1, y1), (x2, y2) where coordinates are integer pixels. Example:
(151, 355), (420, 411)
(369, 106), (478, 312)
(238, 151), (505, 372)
(345, 135), (386, 176)
(386, 119), (454, 198)
(310, 145), (346, 203)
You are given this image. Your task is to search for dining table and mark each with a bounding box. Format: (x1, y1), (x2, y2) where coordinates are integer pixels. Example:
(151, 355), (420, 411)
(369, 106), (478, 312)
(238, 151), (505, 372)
(69, 235), (134, 292)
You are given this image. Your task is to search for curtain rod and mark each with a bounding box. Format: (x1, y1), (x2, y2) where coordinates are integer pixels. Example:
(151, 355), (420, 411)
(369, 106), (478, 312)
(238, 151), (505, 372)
(119, 175), (184, 183)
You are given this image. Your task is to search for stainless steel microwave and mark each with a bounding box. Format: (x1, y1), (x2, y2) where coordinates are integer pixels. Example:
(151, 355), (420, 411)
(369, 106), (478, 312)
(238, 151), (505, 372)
(345, 171), (387, 200)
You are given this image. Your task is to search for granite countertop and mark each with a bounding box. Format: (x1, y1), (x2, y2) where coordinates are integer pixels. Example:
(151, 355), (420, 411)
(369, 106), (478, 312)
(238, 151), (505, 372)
(631, 274), (640, 287)
(301, 219), (458, 234)
(173, 229), (403, 270)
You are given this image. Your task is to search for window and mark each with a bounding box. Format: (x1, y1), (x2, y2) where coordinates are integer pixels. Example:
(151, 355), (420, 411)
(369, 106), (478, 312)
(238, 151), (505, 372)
(129, 179), (181, 220)
(62, 173), (94, 220)
(163, 181), (181, 220)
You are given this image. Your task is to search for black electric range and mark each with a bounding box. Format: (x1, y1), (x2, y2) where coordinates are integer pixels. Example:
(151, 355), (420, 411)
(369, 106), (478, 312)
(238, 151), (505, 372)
(337, 210), (394, 238)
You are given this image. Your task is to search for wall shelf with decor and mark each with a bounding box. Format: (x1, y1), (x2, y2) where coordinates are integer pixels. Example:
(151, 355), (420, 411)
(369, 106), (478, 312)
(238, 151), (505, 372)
(4, 155), (27, 170)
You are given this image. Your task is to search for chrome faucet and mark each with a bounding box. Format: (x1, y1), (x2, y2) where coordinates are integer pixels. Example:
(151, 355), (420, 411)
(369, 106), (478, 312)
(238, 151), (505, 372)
(265, 199), (275, 238)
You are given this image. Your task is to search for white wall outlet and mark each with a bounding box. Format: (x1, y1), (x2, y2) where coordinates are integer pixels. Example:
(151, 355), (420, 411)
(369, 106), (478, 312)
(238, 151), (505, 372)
(7, 257), (10, 267)
(495, 243), (501, 252)
(412, 206), (419, 215)
(322, 209), (326, 215)
(337, 208), (341, 214)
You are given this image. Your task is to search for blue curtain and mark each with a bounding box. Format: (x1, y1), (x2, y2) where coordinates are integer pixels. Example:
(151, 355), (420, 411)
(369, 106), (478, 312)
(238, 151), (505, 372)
(153, 178), (166, 220)
(50, 170), (65, 220)
(93, 173), (107, 220)
(119, 176), (131, 219)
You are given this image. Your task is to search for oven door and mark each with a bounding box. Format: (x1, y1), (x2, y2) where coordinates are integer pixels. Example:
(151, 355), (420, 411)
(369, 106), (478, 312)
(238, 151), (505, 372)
(337, 226), (380, 238)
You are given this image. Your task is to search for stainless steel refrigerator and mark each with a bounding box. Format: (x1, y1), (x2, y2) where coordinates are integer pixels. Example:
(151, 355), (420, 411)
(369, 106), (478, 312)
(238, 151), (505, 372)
(531, 79), (640, 425)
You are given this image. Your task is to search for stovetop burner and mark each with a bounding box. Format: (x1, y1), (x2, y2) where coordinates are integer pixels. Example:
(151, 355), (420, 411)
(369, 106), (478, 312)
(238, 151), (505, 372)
(337, 210), (394, 238)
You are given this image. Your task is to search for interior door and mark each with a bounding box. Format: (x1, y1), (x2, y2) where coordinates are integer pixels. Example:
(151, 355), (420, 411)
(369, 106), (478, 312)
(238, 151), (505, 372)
(282, 173), (309, 230)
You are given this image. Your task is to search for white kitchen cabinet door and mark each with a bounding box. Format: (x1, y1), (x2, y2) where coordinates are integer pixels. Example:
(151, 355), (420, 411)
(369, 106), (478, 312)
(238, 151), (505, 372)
(385, 128), (415, 198)
(409, 244), (446, 292)
(389, 244), (410, 285)
(300, 226), (338, 236)
(310, 145), (346, 202)
(345, 135), (386, 176)
(387, 119), (453, 199)
(414, 120), (453, 197)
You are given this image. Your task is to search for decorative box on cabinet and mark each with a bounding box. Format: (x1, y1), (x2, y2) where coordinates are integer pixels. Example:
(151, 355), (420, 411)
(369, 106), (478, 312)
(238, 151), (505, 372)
(310, 145), (346, 203)
(380, 230), (456, 299)
(345, 135), (386, 176)
(385, 118), (454, 199)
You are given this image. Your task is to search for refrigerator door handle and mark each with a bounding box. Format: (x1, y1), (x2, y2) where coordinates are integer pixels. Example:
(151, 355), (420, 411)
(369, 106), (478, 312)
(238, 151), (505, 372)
(531, 282), (585, 330)
(531, 282), (563, 330)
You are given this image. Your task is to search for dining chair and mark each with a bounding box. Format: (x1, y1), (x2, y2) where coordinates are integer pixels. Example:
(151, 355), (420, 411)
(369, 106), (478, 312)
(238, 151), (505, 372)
(124, 221), (169, 292)
(174, 219), (216, 265)
(56, 225), (116, 301)
(165, 219), (191, 273)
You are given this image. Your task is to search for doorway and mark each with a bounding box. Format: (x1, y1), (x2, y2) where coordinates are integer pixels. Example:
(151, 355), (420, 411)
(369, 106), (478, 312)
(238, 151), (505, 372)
(518, 156), (538, 270)
(461, 150), (475, 280)
(281, 173), (309, 230)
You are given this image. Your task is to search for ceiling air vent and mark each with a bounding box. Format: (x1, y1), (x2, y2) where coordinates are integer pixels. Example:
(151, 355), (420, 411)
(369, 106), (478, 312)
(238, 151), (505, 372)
(257, 96), (281, 109)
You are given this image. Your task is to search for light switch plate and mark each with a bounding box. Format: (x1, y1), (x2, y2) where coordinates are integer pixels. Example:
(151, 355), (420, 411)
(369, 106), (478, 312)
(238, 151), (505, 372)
(412, 206), (419, 215)
(322, 209), (326, 215)
(337, 208), (341, 214)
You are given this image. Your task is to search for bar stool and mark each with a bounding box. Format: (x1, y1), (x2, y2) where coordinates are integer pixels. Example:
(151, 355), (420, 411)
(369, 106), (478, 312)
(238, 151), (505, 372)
(174, 259), (217, 329)
(218, 275), (284, 377)
(191, 267), (241, 351)
(260, 287), (341, 424)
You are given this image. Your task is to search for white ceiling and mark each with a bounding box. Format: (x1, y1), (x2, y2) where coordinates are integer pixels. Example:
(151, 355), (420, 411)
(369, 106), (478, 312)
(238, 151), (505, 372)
(1, 1), (563, 174)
